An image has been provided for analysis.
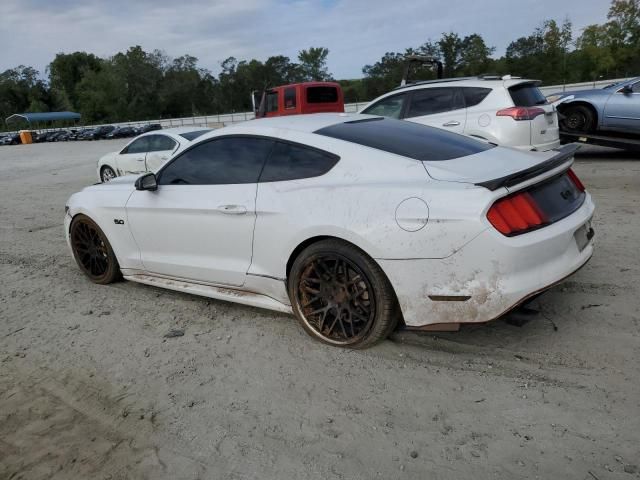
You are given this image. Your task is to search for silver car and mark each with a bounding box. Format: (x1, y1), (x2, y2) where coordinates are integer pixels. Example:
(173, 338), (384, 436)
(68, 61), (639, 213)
(548, 77), (640, 135)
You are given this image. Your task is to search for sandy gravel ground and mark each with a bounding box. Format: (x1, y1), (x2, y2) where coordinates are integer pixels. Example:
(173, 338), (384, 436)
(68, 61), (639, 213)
(1, 140), (639, 480)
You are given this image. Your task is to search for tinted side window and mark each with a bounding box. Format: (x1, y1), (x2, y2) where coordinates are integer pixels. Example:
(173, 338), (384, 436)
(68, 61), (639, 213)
(266, 91), (278, 113)
(307, 86), (338, 103)
(159, 137), (274, 185)
(148, 135), (176, 152)
(462, 87), (492, 107)
(406, 88), (463, 118)
(123, 137), (150, 154)
(632, 81), (640, 93)
(260, 142), (339, 182)
(362, 94), (406, 119)
(284, 87), (296, 110)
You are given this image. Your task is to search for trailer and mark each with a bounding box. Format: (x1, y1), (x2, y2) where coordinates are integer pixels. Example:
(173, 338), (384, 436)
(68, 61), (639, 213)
(560, 131), (640, 152)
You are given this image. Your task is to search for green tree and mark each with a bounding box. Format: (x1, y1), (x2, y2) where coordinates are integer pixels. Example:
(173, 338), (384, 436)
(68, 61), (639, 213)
(159, 55), (204, 117)
(48, 52), (102, 110)
(0, 66), (50, 129)
(459, 34), (496, 76)
(298, 47), (332, 81)
(438, 32), (463, 77)
(575, 24), (616, 80)
(605, 0), (640, 75)
(111, 46), (165, 120)
(505, 19), (573, 84)
(75, 64), (124, 122)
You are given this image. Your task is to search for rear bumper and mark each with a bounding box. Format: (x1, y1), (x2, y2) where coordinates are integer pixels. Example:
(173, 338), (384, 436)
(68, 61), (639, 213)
(378, 194), (595, 327)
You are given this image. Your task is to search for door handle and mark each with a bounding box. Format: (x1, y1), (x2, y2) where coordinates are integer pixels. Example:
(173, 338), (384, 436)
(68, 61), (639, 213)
(442, 121), (460, 127)
(217, 204), (247, 215)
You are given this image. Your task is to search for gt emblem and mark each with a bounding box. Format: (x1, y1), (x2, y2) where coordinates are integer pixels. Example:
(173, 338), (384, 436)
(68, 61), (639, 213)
(114, 219), (125, 225)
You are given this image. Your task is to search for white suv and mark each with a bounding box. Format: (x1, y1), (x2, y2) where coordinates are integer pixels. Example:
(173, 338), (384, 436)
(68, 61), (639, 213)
(360, 76), (560, 150)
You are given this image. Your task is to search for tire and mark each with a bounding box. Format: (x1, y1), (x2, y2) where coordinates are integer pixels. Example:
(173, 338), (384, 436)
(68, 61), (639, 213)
(100, 166), (116, 182)
(561, 105), (595, 133)
(288, 239), (399, 349)
(69, 214), (121, 284)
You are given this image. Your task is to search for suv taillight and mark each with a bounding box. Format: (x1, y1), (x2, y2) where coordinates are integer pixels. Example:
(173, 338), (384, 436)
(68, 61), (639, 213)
(487, 191), (547, 236)
(496, 106), (545, 121)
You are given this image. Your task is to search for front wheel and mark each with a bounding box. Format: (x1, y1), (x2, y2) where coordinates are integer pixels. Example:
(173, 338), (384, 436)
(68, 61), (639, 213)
(561, 105), (595, 133)
(70, 215), (121, 284)
(288, 240), (399, 349)
(100, 166), (116, 182)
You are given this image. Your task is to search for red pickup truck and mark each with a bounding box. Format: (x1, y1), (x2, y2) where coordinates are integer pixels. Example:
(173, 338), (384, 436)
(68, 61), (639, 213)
(253, 82), (345, 118)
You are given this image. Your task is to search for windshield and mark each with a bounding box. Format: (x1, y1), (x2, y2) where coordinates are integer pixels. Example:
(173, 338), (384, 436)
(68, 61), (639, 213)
(603, 78), (638, 90)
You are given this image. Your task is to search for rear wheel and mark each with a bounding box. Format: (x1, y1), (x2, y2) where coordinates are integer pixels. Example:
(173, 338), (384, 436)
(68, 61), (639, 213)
(100, 166), (116, 182)
(288, 240), (399, 349)
(70, 215), (120, 284)
(562, 105), (595, 133)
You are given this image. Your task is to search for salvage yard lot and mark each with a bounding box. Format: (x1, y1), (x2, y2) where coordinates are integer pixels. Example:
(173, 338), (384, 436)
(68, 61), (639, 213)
(1, 140), (639, 479)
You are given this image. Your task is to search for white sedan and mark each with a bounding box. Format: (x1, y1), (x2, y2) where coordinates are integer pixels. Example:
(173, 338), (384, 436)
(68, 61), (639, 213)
(97, 127), (212, 182)
(65, 114), (594, 348)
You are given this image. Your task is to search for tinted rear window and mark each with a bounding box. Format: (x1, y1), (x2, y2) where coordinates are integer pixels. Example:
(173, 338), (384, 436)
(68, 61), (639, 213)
(179, 129), (212, 141)
(509, 83), (547, 106)
(260, 142), (339, 182)
(307, 86), (338, 103)
(315, 117), (494, 161)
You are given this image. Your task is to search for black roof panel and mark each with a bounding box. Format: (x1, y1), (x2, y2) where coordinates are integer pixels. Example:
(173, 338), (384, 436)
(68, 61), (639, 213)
(315, 117), (494, 161)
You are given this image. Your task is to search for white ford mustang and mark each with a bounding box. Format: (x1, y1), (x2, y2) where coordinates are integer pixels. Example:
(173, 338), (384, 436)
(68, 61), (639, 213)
(97, 127), (212, 182)
(65, 113), (595, 348)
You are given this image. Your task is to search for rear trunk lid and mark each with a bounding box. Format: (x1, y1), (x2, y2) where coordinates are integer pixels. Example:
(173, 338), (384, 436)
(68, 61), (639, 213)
(423, 144), (578, 191)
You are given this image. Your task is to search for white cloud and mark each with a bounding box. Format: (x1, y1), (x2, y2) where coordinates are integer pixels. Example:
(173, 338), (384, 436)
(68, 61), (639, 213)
(1, 0), (610, 79)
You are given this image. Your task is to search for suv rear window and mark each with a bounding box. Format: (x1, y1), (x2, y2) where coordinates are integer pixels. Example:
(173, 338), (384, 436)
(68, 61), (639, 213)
(509, 83), (547, 106)
(307, 86), (338, 103)
(315, 117), (494, 161)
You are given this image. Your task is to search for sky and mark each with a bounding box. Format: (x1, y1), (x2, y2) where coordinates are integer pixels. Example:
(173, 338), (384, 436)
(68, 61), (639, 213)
(1, 0), (610, 80)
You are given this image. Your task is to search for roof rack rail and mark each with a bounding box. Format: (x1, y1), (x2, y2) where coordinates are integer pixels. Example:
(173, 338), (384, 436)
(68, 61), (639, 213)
(392, 76), (476, 91)
(476, 74), (522, 80)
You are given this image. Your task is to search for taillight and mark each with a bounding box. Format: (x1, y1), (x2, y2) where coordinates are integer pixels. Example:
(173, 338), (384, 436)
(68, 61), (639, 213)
(496, 106), (545, 121)
(566, 168), (585, 192)
(487, 191), (548, 236)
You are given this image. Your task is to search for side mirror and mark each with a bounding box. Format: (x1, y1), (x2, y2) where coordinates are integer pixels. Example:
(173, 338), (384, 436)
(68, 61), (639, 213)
(135, 172), (158, 191)
(621, 85), (633, 94)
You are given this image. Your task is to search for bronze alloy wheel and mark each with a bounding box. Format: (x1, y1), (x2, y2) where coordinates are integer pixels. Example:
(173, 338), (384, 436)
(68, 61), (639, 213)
(70, 215), (120, 284)
(289, 240), (399, 348)
(298, 253), (376, 344)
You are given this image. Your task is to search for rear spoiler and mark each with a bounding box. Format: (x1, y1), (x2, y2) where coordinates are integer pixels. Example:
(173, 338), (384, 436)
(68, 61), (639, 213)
(475, 144), (579, 191)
